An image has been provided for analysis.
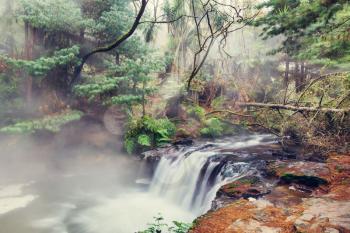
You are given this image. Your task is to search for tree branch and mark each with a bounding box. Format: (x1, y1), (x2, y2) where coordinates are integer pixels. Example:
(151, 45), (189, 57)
(206, 109), (254, 117)
(236, 102), (350, 113)
(70, 0), (149, 87)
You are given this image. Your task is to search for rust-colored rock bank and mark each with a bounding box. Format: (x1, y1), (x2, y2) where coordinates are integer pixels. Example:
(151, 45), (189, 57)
(191, 153), (350, 233)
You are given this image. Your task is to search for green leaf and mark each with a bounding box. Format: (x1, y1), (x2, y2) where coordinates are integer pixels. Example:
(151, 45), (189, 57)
(137, 134), (151, 146)
(124, 138), (136, 154)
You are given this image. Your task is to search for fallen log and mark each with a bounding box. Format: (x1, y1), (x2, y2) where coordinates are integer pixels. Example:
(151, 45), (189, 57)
(236, 102), (350, 113)
(206, 110), (253, 117)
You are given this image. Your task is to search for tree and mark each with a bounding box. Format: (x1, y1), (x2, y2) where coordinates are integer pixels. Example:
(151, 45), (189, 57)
(253, 0), (350, 93)
(71, 0), (149, 85)
(74, 52), (164, 116)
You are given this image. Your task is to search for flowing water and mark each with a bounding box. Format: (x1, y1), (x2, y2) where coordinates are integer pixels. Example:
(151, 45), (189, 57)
(0, 134), (277, 233)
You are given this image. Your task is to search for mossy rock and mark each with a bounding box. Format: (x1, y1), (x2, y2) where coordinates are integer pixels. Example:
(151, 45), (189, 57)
(280, 173), (328, 188)
(218, 175), (269, 199)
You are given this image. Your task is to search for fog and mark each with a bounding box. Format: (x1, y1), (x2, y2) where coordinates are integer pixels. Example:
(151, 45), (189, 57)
(0, 0), (294, 232)
(0, 118), (196, 233)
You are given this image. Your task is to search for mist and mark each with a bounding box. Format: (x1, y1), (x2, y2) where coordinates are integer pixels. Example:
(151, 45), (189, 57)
(0, 0), (349, 232)
(0, 118), (148, 231)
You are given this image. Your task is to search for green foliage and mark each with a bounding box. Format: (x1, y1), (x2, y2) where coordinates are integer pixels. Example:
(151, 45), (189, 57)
(139, 214), (192, 233)
(211, 96), (226, 109)
(110, 95), (143, 105)
(18, 0), (86, 33)
(0, 73), (23, 127)
(200, 117), (225, 138)
(137, 134), (152, 146)
(2, 46), (80, 76)
(187, 105), (206, 122)
(75, 54), (163, 110)
(0, 110), (83, 134)
(286, 73), (350, 108)
(88, 2), (132, 41)
(254, 0), (350, 65)
(124, 116), (176, 154)
(297, 3), (350, 66)
(74, 76), (127, 101)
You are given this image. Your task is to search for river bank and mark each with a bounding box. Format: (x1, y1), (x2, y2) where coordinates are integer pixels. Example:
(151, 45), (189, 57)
(189, 152), (350, 233)
(143, 134), (350, 233)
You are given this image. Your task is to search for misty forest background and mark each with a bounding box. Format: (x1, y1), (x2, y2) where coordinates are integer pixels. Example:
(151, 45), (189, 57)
(0, 0), (349, 154)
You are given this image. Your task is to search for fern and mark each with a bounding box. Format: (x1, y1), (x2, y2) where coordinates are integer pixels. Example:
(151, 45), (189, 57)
(124, 116), (176, 154)
(137, 134), (151, 146)
(124, 138), (136, 154)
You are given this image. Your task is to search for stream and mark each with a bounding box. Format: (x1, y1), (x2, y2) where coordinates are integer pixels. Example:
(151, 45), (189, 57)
(0, 134), (278, 233)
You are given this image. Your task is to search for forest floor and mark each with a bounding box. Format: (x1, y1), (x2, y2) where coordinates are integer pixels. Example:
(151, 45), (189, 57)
(190, 152), (350, 233)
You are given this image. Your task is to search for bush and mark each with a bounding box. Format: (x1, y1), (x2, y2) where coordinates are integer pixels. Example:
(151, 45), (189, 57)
(187, 105), (206, 122)
(200, 117), (224, 137)
(139, 215), (192, 233)
(124, 116), (176, 154)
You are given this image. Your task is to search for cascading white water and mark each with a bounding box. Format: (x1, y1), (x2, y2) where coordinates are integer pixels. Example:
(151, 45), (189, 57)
(149, 134), (277, 215)
(0, 134), (277, 233)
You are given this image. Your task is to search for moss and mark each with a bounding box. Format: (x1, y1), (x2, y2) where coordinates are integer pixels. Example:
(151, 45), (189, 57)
(280, 173), (328, 188)
(240, 176), (259, 185)
(335, 165), (345, 173)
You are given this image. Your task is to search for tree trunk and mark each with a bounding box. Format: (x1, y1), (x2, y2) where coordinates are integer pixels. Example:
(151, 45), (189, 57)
(142, 80), (146, 117)
(284, 58), (289, 88)
(79, 29), (85, 43)
(294, 61), (301, 93)
(115, 52), (120, 65)
(24, 22), (33, 105)
(300, 62), (305, 91)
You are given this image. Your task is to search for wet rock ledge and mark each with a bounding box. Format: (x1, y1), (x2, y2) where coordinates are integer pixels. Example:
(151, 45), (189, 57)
(190, 153), (350, 233)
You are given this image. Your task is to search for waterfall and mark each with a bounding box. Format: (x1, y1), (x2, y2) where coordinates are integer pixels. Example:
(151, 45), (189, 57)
(149, 135), (277, 215)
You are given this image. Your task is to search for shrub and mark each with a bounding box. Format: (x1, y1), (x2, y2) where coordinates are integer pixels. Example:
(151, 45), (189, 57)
(139, 215), (192, 233)
(200, 117), (224, 137)
(124, 116), (176, 154)
(187, 105), (206, 122)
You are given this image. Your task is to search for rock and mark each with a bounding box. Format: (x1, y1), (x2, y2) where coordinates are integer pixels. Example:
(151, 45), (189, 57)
(191, 198), (299, 233)
(324, 228), (340, 233)
(280, 174), (328, 188)
(294, 198), (350, 232)
(266, 160), (330, 181)
(265, 160), (330, 194)
(191, 153), (350, 233)
(265, 185), (307, 208)
(142, 145), (179, 174)
(212, 175), (270, 210)
(173, 138), (194, 146)
(219, 176), (269, 199)
(229, 219), (282, 233)
(56, 116), (120, 150)
(165, 95), (187, 120)
(326, 153), (350, 200)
